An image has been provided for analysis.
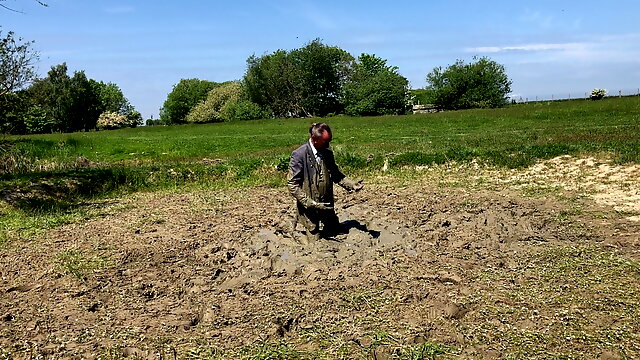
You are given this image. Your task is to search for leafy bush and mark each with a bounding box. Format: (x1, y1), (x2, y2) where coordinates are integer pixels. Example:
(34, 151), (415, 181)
(426, 56), (511, 110)
(96, 111), (129, 130)
(185, 82), (242, 123)
(221, 99), (270, 121)
(243, 39), (354, 118)
(335, 151), (368, 169)
(342, 54), (410, 116)
(275, 155), (290, 172)
(23, 105), (53, 134)
(186, 82), (267, 123)
(160, 78), (219, 124)
(590, 88), (607, 100)
(410, 88), (436, 105)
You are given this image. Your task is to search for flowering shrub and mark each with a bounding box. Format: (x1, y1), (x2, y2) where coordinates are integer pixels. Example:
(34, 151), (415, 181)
(96, 111), (129, 130)
(185, 82), (268, 122)
(185, 82), (243, 123)
(590, 88), (607, 100)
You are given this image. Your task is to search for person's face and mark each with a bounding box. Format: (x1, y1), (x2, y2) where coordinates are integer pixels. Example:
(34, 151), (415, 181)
(312, 130), (332, 150)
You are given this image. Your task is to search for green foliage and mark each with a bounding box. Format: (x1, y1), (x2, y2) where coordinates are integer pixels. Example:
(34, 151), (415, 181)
(94, 81), (141, 127)
(396, 341), (451, 360)
(186, 82), (242, 123)
(145, 117), (164, 126)
(185, 82), (268, 123)
(426, 56), (512, 110)
(56, 249), (111, 281)
(343, 54), (410, 116)
(335, 151), (368, 169)
(160, 78), (219, 124)
(243, 39), (354, 118)
(0, 90), (30, 134)
(244, 50), (298, 118)
(26, 66), (103, 132)
(22, 104), (50, 134)
(290, 39), (354, 116)
(275, 155), (290, 172)
(222, 99), (270, 121)
(410, 89), (436, 105)
(20, 63), (141, 134)
(0, 28), (39, 96)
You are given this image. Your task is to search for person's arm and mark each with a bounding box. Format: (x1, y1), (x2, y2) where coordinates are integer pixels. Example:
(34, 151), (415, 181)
(287, 149), (308, 204)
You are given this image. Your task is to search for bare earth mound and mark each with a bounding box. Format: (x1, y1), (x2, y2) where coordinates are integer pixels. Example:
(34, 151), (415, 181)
(1, 157), (639, 359)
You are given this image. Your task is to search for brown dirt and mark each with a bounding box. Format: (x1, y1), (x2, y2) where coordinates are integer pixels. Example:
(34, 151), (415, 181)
(1, 157), (639, 359)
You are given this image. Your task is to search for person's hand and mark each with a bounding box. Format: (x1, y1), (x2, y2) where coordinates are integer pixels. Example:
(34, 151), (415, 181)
(310, 200), (333, 211)
(304, 198), (333, 210)
(340, 178), (363, 192)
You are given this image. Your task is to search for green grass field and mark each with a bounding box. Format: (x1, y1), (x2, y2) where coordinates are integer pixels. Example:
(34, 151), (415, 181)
(4, 96), (640, 170)
(1, 96), (639, 243)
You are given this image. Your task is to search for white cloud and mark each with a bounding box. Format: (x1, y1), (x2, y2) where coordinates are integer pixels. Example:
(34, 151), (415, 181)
(466, 42), (590, 54)
(466, 34), (640, 65)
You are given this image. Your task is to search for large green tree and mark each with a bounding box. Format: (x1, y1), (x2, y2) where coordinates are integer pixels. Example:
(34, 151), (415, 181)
(290, 39), (354, 116)
(244, 49), (302, 118)
(243, 39), (354, 118)
(26, 63), (72, 133)
(160, 78), (219, 124)
(426, 56), (512, 110)
(342, 53), (409, 116)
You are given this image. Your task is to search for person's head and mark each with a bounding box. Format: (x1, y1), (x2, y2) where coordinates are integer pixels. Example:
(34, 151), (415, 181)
(309, 122), (332, 150)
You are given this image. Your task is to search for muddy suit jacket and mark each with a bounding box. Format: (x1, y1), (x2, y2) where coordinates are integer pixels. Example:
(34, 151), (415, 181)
(287, 141), (346, 232)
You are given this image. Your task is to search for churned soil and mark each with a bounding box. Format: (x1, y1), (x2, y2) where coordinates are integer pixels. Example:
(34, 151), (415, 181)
(1, 157), (639, 359)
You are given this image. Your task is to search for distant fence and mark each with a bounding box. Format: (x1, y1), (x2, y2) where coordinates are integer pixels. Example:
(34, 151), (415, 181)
(511, 88), (640, 103)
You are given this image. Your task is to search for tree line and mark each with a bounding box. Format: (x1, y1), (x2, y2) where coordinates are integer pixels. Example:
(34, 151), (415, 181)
(1, 28), (512, 134)
(1, 28), (142, 134)
(160, 39), (512, 125)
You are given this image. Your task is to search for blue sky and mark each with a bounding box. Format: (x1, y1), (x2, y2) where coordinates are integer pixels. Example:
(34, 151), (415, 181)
(2, 0), (639, 119)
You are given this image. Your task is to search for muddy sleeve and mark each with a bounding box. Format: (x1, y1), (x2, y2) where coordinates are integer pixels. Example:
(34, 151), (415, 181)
(287, 149), (310, 205)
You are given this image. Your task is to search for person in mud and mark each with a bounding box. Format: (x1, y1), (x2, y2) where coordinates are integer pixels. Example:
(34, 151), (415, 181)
(288, 122), (363, 241)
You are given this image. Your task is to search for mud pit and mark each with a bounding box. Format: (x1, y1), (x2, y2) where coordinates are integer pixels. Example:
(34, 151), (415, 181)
(1, 159), (640, 358)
